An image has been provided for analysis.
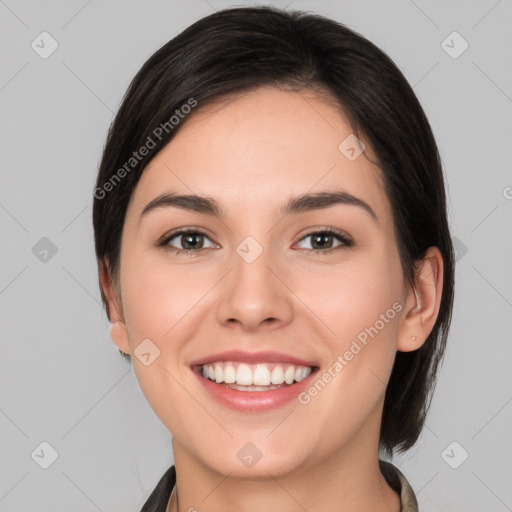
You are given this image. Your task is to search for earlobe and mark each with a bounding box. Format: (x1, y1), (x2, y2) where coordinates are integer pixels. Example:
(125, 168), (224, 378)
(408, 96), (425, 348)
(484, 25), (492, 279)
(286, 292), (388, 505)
(109, 321), (131, 355)
(397, 247), (444, 352)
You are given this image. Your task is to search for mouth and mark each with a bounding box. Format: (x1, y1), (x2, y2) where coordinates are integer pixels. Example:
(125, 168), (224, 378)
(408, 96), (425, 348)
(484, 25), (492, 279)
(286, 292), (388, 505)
(191, 360), (320, 412)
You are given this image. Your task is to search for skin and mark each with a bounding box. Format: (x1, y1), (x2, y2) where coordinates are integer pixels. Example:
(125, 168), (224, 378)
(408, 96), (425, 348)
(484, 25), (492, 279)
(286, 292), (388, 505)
(101, 86), (444, 512)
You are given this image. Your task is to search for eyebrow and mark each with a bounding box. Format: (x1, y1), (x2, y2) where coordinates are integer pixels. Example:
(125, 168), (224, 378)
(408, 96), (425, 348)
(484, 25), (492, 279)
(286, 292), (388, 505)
(140, 190), (378, 223)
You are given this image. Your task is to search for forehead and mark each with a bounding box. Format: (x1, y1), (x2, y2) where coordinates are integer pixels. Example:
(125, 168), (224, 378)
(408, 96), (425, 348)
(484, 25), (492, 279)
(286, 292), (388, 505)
(126, 86), (391, 225)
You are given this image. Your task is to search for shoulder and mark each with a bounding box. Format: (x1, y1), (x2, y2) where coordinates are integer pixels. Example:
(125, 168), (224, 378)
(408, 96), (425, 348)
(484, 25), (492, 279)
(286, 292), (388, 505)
(139, 465), (176, 512)
(379, 459), (419, 512)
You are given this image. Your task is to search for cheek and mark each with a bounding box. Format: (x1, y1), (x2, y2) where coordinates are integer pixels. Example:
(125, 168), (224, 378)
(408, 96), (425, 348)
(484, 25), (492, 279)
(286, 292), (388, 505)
(120, 251), (202, 340)
(295, 244), (403, 411)
(292, 259), (403, 449)
(294, 247), (403, 346)
(119, 253), (201, 427)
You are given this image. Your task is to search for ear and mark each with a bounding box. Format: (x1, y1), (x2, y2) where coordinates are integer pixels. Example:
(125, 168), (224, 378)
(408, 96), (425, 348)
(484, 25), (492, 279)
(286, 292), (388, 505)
(397, 246), (444, 352)
(99, 258), (131, 355)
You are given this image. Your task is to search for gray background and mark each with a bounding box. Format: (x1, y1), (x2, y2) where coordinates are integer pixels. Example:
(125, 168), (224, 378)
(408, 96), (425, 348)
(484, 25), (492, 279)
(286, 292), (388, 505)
(1, 1), (511, 511)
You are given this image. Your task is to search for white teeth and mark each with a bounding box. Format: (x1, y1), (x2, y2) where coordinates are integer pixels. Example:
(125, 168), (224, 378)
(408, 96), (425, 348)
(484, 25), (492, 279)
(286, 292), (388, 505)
(270, 366), (285, 385)
(236, 364), (253, 385)
(284, 366), (295, 385)
(214, 364), (223, 383)
(227, 383), (286, 392)
(253, 365), (271, 386)
(200, 361), (313, 388)
(223, 365), (236, 384)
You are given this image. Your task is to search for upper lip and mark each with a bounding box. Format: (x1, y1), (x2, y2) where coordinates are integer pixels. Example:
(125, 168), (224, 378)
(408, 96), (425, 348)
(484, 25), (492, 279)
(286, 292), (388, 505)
(189, 350), (318, 367)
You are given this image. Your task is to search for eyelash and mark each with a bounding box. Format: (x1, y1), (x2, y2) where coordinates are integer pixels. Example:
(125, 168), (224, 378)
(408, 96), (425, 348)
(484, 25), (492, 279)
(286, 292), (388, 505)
(157, 227), (354, 256)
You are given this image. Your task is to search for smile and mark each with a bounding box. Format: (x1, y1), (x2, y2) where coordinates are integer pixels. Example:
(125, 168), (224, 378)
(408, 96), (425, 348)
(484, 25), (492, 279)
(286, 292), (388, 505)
(191, 361), (319, 412)
(199, 361), (312, 391)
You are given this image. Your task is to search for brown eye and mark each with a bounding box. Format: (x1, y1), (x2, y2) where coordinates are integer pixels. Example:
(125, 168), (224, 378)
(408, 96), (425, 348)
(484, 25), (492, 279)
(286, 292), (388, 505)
(296, 229), (353, 253)
(159, 229), (215, 253)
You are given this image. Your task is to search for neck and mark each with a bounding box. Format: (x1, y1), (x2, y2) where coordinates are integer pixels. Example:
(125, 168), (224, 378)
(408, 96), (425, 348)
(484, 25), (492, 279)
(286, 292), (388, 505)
(167, 424), (401, 512)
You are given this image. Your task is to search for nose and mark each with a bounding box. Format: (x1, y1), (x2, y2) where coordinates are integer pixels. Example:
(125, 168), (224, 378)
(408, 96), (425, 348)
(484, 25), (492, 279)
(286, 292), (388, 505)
(216, 241), (294, 333)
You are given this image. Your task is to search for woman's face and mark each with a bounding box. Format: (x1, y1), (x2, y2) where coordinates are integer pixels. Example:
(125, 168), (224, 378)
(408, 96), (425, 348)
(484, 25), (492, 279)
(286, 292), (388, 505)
(111, 86), (412, 477)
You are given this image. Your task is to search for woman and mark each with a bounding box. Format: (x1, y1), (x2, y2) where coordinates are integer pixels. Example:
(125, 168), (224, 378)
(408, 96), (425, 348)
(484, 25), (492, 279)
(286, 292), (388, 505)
(92, 6), (454, 512)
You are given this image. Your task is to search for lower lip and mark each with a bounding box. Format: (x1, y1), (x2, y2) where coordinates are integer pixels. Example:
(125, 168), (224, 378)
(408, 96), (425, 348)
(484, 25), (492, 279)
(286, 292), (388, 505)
(192, 366), (318, 412)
